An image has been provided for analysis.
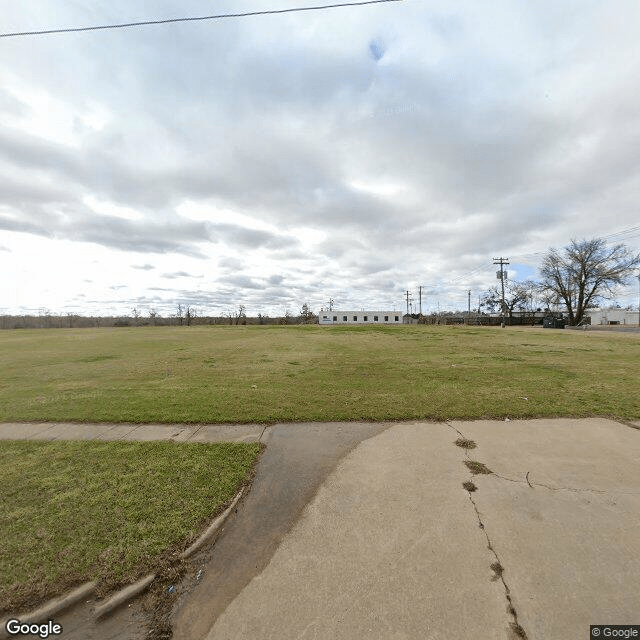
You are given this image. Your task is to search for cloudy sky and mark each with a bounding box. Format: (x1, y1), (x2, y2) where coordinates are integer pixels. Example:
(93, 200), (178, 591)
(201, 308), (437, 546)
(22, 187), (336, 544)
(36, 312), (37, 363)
(2, 0), (640, 318)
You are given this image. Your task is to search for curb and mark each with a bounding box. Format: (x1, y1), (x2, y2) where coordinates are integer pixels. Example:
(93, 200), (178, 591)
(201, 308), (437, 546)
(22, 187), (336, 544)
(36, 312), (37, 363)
(180, 487), (245, 559)
(93, 574), (156, 619)
(92, 486), (245, 618)
(1, 487), (247, 630)
(0, 582), (97, 640)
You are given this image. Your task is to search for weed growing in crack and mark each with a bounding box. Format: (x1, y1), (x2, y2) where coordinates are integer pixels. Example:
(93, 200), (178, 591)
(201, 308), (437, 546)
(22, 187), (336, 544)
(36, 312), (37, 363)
(509, 622), (527, 638)
(462, 481), (477, 492)
(490, 561), (504, 579)
(464, 460), (492, 475)
(455, 438), (477, 449)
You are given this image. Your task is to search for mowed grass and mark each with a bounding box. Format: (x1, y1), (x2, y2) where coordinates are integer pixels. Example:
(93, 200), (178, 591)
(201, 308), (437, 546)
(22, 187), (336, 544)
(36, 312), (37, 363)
(1, 324), (639, 422)
(0, 439), (262, 614)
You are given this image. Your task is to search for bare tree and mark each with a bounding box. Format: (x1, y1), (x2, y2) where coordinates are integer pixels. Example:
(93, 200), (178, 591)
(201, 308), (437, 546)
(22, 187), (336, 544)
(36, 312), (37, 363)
(149, 308), (158, 326)
(299, 303), (317, 324)
(280, 308), (292, 325)
(481, 281), (537, 321)
(234, 305), (247, 325)
(539, 238), (640, 326)
(175, 303), (184, 326)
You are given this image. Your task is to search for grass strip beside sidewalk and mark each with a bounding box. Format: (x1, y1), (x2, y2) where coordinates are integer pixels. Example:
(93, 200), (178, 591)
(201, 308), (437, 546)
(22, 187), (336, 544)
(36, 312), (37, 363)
(0, 439), (262, 615)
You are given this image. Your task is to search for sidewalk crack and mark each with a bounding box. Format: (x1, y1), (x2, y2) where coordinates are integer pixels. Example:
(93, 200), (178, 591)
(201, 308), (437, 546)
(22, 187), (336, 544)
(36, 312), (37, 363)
(445, 422), (528, 639)
(467, 492), (528, 639)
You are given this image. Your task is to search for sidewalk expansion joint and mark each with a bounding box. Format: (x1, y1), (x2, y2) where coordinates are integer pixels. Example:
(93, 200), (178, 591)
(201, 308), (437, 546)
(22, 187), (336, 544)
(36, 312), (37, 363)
(185, 425), (204, 441)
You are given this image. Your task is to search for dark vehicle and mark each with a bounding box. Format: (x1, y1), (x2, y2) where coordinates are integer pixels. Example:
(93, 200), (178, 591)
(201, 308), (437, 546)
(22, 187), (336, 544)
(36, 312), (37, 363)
(543, 316), (567, 329)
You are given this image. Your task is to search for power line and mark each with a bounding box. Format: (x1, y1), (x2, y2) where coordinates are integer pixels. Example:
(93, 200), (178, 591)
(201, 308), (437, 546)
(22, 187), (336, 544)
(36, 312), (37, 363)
(602, 224), (640, 242)
(0, 0), (403, 39)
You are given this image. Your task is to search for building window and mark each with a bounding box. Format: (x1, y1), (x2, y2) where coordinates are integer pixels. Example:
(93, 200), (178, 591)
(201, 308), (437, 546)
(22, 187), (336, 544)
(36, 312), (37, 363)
(384, 315), (389, 321)
(323, 316), (328, 320)
(374, 316), (378, 321)
(333, 316), (337, 321)
(395, 316), (399, 321)
(353, 316), (358, 321)
(363, 316), (368, 321)
(343, 316), (347, 321)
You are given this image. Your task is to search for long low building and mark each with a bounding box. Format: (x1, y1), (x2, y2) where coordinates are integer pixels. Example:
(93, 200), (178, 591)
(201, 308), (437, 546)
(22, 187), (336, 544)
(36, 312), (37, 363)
(319, 310), (403, 325)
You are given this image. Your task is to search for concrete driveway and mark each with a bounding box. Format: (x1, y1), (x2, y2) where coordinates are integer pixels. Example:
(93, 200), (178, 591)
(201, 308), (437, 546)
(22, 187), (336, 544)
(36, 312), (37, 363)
(3, 418), (639, 639)
(183, 418), (640, 640)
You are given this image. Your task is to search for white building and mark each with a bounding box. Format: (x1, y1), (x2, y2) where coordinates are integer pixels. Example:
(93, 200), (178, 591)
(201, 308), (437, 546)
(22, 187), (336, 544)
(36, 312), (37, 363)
(319, 310), (402, 325)
(587, 308), (640, 325)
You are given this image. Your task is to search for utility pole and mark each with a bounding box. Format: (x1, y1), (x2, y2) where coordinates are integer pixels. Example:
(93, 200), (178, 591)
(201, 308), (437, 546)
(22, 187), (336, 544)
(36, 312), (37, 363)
(419, 285), (423, 317)
(405, 290), (413, 315)
(326, 298), (334, 311)
(468, 290), (471, 318)
(493, 257), (510, 326)
(637, 272), (640, 327)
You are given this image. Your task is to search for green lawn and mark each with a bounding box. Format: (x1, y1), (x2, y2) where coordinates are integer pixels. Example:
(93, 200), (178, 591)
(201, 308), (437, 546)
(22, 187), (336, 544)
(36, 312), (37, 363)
(1, 324), (639, 422)
(2, 323), (638, 614)
(0, 439), (262, 614)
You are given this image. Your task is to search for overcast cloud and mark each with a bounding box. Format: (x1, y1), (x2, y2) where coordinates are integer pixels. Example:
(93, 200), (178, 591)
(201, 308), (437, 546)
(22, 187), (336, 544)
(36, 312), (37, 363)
(1, 0), (640, 317)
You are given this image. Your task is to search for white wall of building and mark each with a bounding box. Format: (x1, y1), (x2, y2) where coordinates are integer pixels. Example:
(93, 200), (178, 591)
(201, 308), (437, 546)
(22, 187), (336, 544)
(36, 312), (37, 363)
(588, 308), (640, 325)
(319, 311), (402, 325)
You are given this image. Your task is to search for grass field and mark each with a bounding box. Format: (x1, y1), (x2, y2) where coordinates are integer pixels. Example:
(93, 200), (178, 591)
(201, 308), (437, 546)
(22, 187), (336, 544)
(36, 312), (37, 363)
(0, 439), (262, 614)
(2, 323), (638, 614)
(1, 324), (639, 422)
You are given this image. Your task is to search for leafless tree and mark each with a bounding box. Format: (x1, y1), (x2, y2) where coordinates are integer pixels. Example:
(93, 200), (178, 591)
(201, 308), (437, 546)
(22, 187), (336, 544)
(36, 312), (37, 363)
(539, 238), (640, 325)
(279, 308), (292, 325)
(299, 303), (317, 324)
(481, 281), (537, 321)
(184, 305), (197, 326)
(233, 305), (247, 325)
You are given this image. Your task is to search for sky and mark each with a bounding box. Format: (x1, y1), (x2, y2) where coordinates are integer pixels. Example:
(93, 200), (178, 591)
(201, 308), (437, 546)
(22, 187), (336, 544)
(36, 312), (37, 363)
(1, 0), (640, 318)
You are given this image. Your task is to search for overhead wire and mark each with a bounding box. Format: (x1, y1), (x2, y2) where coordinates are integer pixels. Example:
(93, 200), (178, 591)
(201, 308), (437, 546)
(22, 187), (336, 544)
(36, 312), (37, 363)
(0, 0), (403, 39)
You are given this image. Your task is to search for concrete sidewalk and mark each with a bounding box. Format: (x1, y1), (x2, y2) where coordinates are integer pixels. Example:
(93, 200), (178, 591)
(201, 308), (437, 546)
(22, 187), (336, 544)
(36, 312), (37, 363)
(201, 418), (640, 640)
(0, 421), (265, 443)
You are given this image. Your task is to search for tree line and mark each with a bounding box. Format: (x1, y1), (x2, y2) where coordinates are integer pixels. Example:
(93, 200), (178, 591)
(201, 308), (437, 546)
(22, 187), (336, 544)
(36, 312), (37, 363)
(0, 304), (318, 330)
